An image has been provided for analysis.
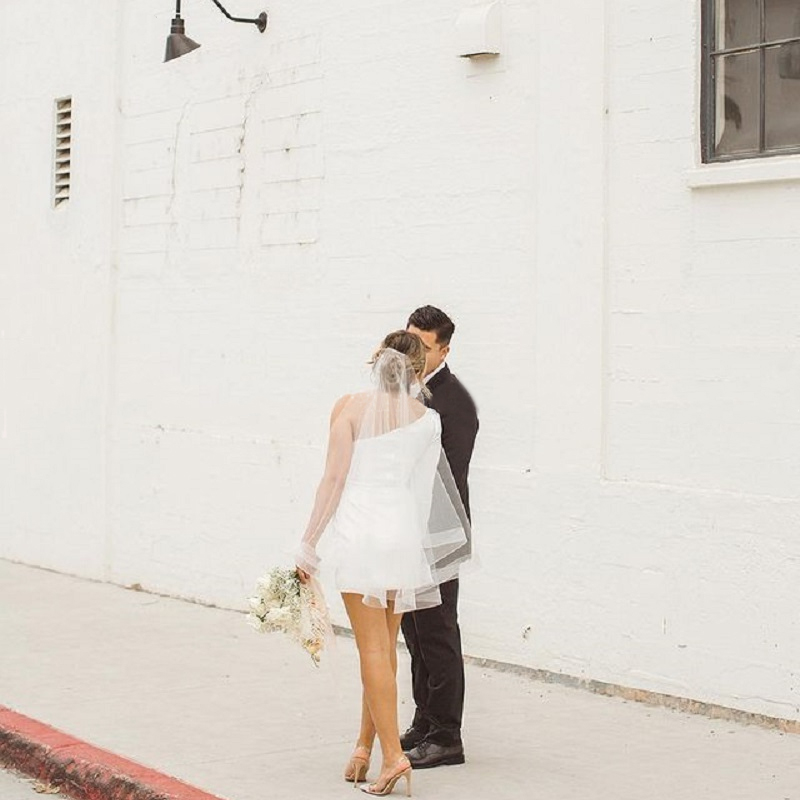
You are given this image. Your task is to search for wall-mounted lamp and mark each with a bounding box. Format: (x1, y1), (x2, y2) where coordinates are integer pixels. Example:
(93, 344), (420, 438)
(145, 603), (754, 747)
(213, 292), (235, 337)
(165, 0), (268, 62)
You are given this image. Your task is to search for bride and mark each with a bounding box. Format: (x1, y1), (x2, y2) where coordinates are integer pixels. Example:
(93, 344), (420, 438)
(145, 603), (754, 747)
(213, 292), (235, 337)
(295, 330), (470, 796)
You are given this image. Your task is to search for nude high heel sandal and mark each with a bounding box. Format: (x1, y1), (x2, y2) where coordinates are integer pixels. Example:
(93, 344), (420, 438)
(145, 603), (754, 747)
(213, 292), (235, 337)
(359, 756), (412, 796)
(344, 744), (372, 787)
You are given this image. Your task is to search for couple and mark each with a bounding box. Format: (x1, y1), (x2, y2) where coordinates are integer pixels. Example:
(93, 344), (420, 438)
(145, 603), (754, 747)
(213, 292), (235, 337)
(295, 306), (479, 796)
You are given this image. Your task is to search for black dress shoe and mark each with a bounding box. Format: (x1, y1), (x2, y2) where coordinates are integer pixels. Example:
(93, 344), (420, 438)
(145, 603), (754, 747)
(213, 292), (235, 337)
(399, 725), (427, 751)
(404, 739), (465, 769)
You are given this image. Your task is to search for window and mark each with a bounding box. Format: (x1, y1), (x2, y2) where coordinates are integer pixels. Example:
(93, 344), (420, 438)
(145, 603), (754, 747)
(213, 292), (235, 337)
(702, 0), (800, 161)
(53, 97), (72, 207)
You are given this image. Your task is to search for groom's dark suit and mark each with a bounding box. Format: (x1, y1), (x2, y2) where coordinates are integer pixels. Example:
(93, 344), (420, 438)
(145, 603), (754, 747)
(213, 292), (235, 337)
(401, 364), (478, 749)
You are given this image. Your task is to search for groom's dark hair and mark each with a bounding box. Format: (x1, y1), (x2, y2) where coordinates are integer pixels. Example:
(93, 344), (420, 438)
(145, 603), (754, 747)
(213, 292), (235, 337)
(407, 305), (455, 345)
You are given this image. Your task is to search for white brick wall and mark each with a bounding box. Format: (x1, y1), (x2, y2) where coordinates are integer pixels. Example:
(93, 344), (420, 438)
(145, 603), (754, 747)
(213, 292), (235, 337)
(2, 0), (800, 722)
(0, 1), (120, 578)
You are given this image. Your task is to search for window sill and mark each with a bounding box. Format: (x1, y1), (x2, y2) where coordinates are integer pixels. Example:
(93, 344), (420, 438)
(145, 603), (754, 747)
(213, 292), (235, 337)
(687, 156), (800, 188)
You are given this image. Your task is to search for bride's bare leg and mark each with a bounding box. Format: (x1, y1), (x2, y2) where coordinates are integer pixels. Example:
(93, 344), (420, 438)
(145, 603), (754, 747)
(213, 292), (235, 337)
(386, 602), (403, 677)
(358, 691), (376, 748)
(356, 605), (403, 749)
(343, 593), (405, 771)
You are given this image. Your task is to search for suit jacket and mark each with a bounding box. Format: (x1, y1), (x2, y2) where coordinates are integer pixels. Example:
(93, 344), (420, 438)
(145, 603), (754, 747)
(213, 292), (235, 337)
(426, 364), (479, 519)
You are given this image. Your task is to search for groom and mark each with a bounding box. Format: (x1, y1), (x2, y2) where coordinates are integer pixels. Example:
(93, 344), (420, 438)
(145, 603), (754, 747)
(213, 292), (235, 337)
(401, 305), (479, 768)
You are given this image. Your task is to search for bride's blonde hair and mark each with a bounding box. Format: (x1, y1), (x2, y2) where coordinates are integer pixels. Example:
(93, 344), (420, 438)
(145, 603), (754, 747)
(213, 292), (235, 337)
(370, 330), (427, 393)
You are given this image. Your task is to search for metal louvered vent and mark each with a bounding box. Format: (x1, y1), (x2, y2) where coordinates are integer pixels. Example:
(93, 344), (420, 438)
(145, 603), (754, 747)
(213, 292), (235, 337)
(53, 97), (72, 207)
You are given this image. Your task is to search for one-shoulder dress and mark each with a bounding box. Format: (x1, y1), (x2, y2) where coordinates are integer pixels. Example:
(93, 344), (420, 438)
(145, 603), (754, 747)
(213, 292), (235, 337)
(326, 409), (443, 611)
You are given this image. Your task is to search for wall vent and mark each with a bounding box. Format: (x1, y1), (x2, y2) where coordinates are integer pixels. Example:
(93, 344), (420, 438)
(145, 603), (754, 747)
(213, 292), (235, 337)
(53, 97), (72, 207)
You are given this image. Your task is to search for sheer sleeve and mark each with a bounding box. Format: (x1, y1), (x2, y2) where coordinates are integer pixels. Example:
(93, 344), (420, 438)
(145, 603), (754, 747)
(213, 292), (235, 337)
(295, 397), (355, 575)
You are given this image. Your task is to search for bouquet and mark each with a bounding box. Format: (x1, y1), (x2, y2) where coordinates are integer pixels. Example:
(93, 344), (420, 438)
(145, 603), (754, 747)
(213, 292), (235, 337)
(247, 567), (330, 666)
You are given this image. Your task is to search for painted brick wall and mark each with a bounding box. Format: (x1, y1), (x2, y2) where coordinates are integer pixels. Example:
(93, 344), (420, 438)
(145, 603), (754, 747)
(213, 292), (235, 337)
(599, 0), (800, 718)
(0, 1), (120, 578)
(2, 0), (799, 722)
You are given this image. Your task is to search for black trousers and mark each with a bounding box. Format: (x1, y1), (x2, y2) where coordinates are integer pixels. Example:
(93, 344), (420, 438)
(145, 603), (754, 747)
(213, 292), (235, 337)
(400, 578), (464, 746)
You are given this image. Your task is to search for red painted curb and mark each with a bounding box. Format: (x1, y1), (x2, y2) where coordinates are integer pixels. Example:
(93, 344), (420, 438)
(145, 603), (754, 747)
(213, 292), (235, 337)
(0, 707), (227, 800)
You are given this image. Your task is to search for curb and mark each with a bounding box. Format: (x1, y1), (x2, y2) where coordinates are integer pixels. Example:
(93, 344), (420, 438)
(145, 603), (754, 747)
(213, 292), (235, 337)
(0, 707), (227, 800)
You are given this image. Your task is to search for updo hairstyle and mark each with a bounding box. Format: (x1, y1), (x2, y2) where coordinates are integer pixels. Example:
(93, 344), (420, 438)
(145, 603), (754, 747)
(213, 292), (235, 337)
(370, 330), (427, 393)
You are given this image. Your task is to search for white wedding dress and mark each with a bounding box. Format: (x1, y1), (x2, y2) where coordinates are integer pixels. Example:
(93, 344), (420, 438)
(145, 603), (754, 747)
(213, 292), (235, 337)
(296, 349), (471, 613)
(329, 409), (441, 610)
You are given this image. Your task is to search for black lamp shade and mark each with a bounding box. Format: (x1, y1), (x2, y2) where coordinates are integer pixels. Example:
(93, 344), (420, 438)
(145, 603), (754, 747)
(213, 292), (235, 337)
(164, 16), (201, 62)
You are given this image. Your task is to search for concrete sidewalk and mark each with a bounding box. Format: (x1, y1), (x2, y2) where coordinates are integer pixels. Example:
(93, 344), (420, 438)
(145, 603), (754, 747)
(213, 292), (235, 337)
(1, 559), (798, 800)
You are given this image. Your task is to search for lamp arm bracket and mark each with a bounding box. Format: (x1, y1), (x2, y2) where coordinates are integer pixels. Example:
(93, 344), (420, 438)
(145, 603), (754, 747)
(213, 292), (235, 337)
(208, 0), (268, 31)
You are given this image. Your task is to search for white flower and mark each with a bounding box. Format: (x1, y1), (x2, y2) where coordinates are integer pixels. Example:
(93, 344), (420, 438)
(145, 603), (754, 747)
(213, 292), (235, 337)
(248, 596), (266, 613)
(246, 566), (330, 666)
(264, 607), (291, 626)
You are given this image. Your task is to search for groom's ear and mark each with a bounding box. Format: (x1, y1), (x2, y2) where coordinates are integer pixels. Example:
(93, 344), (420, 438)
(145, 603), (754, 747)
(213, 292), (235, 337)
(441, 343), (451, 359)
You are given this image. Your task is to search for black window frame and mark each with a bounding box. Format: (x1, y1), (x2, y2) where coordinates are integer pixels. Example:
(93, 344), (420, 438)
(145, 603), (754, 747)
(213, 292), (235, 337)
(701, 0), (800, 162)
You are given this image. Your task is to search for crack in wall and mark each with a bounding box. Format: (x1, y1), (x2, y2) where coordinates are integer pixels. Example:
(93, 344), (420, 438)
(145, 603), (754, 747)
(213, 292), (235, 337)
(236, 74), (270, 244)
(165, 101), (190, 266)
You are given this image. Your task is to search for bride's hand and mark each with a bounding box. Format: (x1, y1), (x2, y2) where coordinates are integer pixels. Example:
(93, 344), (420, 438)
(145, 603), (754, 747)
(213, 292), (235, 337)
(296, 566), (311, 584)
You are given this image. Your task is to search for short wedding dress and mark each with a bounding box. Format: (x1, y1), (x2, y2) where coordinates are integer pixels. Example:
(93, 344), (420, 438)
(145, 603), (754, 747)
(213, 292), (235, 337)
(296, 350), (471, 613)
(330, 408), (441, 611)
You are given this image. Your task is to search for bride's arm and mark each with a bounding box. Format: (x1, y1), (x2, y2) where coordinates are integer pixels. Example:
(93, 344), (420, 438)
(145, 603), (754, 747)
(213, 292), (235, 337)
(295, 395), (355, 580)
